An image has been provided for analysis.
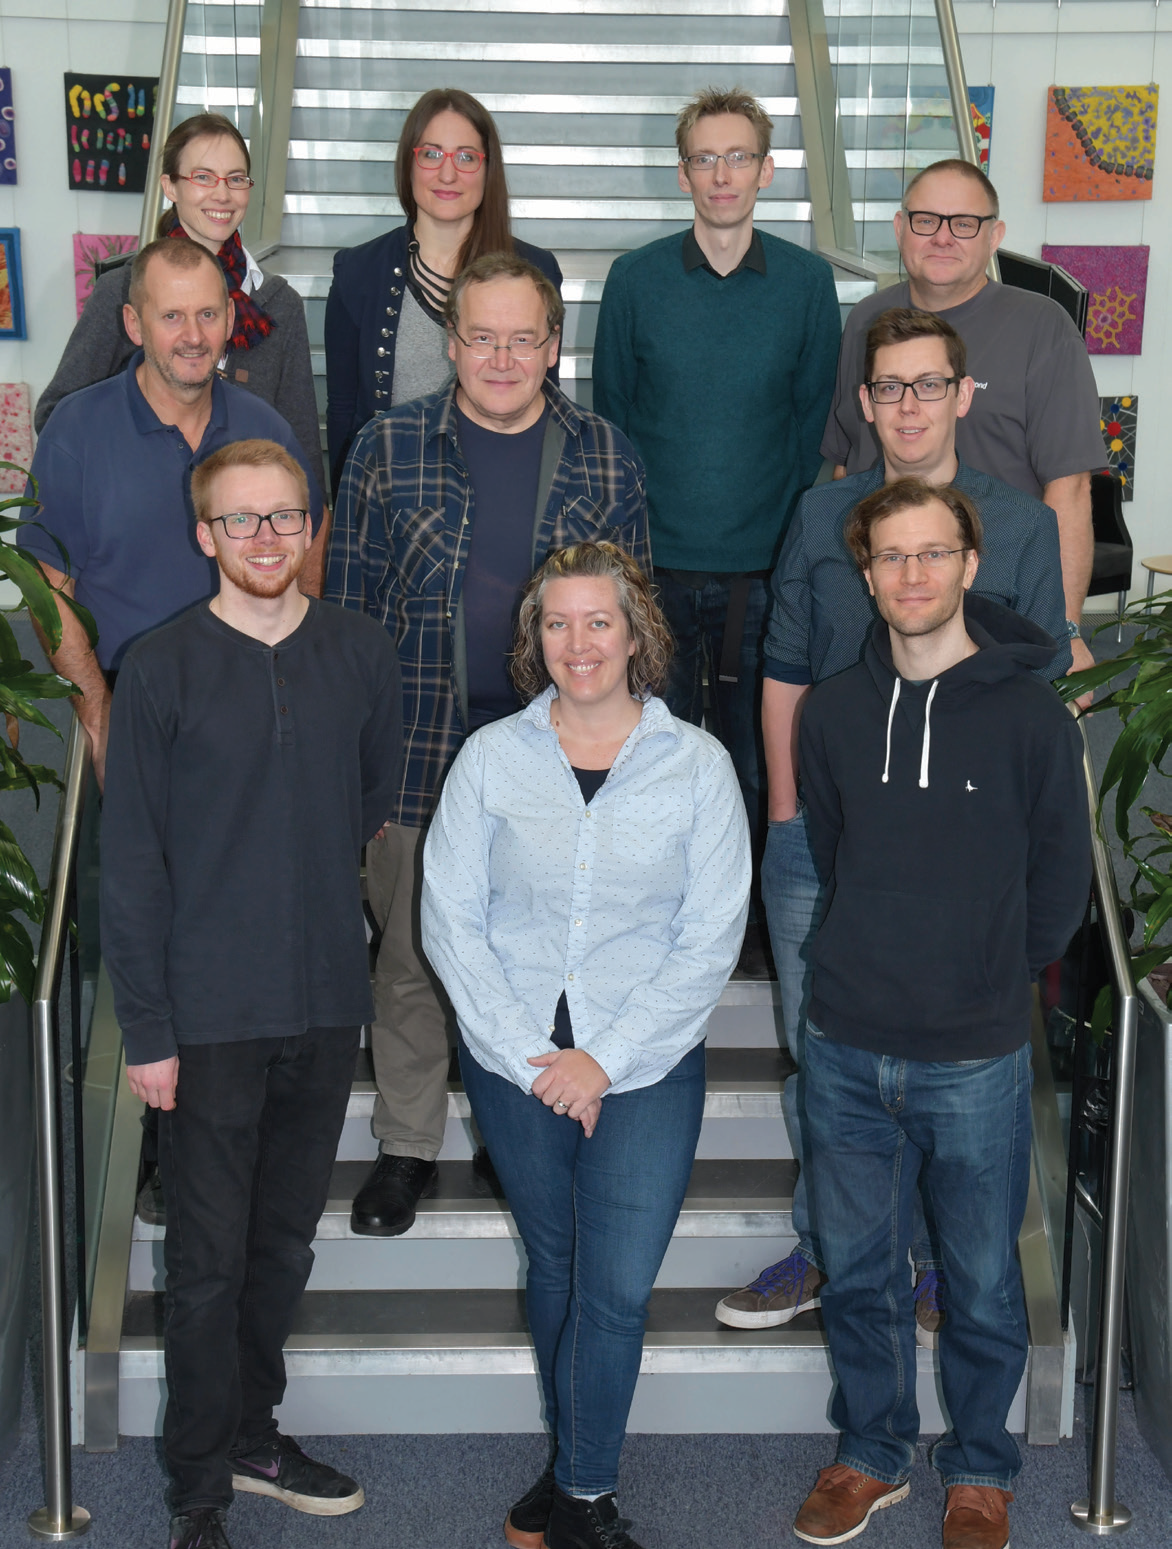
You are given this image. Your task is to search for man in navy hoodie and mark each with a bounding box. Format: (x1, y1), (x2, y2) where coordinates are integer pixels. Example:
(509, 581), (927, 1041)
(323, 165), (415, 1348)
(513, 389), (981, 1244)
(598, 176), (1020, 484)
(791, 478), (1089, 1549)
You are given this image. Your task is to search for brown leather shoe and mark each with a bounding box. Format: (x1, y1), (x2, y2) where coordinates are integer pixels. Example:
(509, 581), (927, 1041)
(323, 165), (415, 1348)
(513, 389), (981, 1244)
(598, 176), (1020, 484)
(942, 1485), (1013, 1549)
(793, 1464), (910, 1544)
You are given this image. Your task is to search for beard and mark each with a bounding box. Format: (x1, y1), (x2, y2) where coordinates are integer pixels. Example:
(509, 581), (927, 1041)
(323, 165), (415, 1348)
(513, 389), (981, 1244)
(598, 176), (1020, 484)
(218, 546), (307, 599)
(142, 338), (218, 394)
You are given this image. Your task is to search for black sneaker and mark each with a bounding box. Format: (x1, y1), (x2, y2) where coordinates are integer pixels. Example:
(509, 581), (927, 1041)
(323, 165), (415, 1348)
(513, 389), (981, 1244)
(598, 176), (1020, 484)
(545, 1486), (645, 1549)
(230, 1433), (364, 1516)
(505, 1463), (554, 1548)
(350, 1153), (438, 1236)
(137, 1164), (166, 1225)
(169, 1507), (232, 1549)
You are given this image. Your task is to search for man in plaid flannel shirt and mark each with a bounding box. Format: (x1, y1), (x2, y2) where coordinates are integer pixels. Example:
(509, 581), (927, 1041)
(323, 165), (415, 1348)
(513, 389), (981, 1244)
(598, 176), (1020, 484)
(325, 253), (650, 1236)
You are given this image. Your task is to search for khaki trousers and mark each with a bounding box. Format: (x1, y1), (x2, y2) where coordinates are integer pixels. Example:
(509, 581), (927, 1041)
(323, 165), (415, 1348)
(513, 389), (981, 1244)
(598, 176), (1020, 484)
(364, 822), (454, 1160)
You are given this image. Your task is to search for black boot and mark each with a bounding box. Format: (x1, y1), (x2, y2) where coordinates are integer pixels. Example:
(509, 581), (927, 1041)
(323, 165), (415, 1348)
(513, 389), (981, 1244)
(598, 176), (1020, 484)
(350, 1154), (438, 1236)
(545, 1486), (645, 1549)
(504, 1463), (555, 1548)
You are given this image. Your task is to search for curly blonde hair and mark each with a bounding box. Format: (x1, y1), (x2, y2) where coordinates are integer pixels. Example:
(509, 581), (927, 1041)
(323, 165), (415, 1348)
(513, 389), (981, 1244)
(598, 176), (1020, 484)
(511, 543), (673, 702)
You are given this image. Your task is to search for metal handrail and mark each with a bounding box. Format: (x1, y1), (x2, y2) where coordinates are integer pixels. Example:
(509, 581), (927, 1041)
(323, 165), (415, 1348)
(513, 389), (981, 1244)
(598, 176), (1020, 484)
(137, 0), (189, 249)
(1070, 717), (1137, 1536)
(933, 0), (1001, 284)
(28, 719), (92, 1542)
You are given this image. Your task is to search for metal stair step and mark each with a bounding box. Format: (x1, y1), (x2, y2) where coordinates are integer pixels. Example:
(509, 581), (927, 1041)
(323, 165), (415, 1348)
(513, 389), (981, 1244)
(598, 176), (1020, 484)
(115, 1285), (1028, 1437)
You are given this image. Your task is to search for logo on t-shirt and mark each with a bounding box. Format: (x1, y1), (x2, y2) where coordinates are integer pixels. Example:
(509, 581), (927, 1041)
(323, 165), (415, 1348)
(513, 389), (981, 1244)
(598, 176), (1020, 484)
(971, 382), (988, 390)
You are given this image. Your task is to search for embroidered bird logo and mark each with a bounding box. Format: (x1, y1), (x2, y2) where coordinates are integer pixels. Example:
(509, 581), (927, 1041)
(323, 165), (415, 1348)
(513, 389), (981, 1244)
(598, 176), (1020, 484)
(965, 780), (978, 793)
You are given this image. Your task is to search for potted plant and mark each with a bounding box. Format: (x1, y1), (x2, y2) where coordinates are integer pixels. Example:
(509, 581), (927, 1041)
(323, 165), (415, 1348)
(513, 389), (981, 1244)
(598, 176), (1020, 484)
(0, 461), (95, 1001)
(1061, 595), (1172, 1029)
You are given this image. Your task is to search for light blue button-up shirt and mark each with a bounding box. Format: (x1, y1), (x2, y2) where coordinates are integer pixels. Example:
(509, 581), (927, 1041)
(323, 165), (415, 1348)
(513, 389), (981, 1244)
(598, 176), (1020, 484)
(421, 686), (751, 1097)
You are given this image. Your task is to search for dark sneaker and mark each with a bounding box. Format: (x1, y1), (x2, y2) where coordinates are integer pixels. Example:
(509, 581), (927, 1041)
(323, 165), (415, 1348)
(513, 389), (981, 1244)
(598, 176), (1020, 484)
(505, 1463), (554, 1548)
(230, 1433), (364, 1516)
(544, 1486), (645, 1549)
(137, 1164), (166, 1225)
(942, 1485), (1012, 1549)
(350, 1153), (438, 1236)
(793, 1464), (910, 1545)
(169, 1507), (232, 1548)
(914, 1268), (945, 1350)
(715, 1250), (825, 1329)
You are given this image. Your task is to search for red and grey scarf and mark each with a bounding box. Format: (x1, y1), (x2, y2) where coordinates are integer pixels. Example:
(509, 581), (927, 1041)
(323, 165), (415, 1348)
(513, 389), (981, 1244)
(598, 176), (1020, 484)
(167, 222), (275, 351)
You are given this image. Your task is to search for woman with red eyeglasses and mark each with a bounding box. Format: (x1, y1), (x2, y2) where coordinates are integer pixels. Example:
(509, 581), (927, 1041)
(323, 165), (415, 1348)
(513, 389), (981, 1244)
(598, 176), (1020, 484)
(324, 87), (562, 494)
(36, 112), (322, 494)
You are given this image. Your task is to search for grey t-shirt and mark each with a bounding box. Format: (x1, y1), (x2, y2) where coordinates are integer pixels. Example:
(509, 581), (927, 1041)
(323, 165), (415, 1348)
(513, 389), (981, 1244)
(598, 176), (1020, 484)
(391, 286), (455, 407)
(820, 280), (1106, 500)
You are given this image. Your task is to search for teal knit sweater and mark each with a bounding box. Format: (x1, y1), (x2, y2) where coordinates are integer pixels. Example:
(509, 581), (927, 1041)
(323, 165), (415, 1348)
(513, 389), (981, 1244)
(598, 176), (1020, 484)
(593, 230), (840, 572)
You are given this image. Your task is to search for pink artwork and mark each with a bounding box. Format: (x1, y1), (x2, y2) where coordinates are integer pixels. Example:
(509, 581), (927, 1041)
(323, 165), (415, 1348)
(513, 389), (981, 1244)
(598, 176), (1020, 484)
(1041, 244), (1150, 354)
(73, 232), (137, 317)
(0, 384), (32, 494)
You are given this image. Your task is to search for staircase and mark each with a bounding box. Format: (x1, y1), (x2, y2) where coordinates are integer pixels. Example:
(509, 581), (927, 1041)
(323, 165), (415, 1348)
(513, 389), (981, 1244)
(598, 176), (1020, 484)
(75, 0), (1068, 1452)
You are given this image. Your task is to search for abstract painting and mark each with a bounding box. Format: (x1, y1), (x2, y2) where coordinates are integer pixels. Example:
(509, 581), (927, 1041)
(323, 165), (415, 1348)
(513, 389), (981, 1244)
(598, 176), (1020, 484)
(1041, 245), (1149, 355)
(968, 86), (994, 171)
(63, 73), (157, 194)
(1100, 396), (1138, 501)
(73, 232), (137, 317)
(1044, 86), (1158, 202)
(0, 385), (32, 494)
(0, 230), (25, 339)
(0, 69), (16, 185)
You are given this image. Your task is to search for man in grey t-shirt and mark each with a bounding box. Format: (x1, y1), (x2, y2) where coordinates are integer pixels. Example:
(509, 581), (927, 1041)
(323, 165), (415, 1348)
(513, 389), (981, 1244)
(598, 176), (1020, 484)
(821, 158), (1105, 677)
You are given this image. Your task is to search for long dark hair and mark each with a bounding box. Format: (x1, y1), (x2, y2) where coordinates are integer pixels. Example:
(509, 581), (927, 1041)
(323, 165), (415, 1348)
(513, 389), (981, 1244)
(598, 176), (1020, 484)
(394, 88), (512, 271)
(156, 113), (251, 239)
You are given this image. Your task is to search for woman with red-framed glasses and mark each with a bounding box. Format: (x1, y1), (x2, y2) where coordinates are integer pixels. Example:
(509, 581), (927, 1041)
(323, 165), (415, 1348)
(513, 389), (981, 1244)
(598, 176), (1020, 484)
(36, 112), (322, 495)
(324, 87), (562, 494)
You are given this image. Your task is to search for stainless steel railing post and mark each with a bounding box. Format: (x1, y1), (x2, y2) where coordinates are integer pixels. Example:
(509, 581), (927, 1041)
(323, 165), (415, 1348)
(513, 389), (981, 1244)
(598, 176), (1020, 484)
(138, 0), (190, 249)
(1071, 722), (1135, 1535)
(28, 720), (91, 1542)
(932, 0), (1000, 283)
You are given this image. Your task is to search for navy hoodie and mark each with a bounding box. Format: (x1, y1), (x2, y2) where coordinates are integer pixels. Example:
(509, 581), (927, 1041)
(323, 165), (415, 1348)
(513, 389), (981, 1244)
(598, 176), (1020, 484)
(799, 594), (1091, 1061)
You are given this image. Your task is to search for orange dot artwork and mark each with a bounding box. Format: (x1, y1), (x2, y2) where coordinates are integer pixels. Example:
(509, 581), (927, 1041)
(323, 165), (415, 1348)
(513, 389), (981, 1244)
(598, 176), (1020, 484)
(1043, 85), (1158, 203)
(0, 246), (11, 334)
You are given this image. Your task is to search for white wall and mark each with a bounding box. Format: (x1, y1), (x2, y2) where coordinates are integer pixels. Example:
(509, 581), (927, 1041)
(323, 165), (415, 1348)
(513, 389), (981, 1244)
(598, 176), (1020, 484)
(0, 0), (167, 409)
(956, 0), (1172, 606)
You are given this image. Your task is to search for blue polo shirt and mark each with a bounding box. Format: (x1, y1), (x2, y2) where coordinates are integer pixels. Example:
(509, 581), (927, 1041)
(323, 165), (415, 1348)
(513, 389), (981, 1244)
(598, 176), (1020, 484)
(19, 354), (323, 670)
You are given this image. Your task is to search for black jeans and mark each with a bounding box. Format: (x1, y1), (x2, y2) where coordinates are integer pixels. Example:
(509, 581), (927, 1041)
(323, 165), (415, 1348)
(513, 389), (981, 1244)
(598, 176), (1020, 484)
(158, 1026), (360, 1512)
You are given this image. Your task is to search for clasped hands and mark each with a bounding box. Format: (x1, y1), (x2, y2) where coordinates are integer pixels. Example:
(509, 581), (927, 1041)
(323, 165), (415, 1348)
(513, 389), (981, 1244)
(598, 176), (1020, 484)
(528, 1047), (611, 1138)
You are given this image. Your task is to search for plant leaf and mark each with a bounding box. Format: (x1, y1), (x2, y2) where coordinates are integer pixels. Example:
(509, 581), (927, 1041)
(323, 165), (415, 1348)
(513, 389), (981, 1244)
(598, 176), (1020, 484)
(0, 544), (69, 651)
(0, 915), (36, 1003)
(1091, 982), (1114, 1044)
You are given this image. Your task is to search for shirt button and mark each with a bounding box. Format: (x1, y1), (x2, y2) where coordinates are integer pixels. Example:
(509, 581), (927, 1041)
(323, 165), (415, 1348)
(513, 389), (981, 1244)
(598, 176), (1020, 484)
(381, 328), (390, 338)
(567, 973), (574, 982)
(574, 919), (582, 927)
(548, 1024), (555, 1033)
(377, 347), (387, 357)
(393, 267), (403, 277)
(277, 677), (285, 686)
(579, 863), (586, 870)
(280, 706), (288, 714)
(391, 287), (402, 297)
(584, 810), (591, 818)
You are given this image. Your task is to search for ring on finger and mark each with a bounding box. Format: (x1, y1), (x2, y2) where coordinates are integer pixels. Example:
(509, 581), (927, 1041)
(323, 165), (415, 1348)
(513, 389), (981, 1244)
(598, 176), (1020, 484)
(555, 1100), (568, 1112)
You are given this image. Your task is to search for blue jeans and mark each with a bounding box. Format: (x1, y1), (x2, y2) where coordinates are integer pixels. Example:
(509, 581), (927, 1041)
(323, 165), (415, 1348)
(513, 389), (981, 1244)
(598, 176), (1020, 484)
(655, 572), (768, 855)
(761, 808), (938, 1273)
(460, 1040), (705, 1496)
(805, 1030), (1032, 1489)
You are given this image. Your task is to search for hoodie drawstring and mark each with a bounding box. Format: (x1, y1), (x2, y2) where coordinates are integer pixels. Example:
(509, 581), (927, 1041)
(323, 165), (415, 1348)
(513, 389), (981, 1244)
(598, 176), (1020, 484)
(881, 678), (900, 784)
(881, 676), (940, 788)
(918, 680), (939, 789)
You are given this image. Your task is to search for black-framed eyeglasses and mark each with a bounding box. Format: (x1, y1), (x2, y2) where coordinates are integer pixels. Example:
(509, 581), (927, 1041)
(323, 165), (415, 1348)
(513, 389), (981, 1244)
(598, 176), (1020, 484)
(865, 376), (960, 405)
(174, 170), (255, 191)
(680, 151), (765, 172)
(903, 210), (995, 239)
(210, 509), (308, 539)
(451, 328), (555, 361)
(413, 146), (486, 173)
(869, 548), (969, 571)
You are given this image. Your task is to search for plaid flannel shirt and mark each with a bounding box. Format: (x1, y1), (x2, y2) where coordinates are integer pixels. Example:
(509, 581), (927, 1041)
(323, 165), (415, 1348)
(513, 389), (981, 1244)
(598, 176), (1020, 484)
(325, 380), (650, 828)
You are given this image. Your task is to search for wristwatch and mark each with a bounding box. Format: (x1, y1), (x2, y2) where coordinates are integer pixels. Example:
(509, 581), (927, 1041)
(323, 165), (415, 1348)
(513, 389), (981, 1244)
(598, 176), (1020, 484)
(1065, 619), (1081, 639)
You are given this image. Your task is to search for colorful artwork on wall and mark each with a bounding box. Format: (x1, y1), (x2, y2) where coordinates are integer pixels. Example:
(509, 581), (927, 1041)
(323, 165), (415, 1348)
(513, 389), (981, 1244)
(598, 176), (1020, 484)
(1044, 86), (1158, 202)
(63, 74), (157, 194)
(1100, 396), (1138, 501)
(968, 86), (994, 171)
(1041, 245), (1149, 355)
(0, 230), (26, 340)
(0, 69), (17, 186)
(73, 233), (138, 317)
(0, 385), (32, 494)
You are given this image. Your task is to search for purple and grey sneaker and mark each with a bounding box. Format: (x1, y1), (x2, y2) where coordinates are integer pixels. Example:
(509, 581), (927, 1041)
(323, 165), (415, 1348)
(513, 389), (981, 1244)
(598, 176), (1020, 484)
(230, 1432), (364, 1516)
(169, 1506), (232, 1549)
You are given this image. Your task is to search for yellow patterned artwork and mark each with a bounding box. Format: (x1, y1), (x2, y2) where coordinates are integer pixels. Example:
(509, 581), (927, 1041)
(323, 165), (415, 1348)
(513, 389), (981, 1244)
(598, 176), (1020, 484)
(1044, 85), (1158, 202)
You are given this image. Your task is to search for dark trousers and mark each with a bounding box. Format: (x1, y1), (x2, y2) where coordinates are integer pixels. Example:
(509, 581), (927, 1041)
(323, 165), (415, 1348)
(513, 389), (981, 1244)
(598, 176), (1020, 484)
(158, 1026), (360, 1512)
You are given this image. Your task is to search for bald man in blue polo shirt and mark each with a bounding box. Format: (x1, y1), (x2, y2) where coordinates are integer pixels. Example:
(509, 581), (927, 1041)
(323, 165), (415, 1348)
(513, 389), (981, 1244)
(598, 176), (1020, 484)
(18, 236), (324, 787)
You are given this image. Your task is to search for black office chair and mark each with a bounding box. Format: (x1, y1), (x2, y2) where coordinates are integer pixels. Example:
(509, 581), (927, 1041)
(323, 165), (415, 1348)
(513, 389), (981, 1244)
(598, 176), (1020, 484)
(1088, 470), (1133, 643)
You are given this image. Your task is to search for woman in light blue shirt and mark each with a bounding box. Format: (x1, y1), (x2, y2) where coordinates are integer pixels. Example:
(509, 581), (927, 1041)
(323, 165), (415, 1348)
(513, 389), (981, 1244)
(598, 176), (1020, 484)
(422, 542), (750, 1549)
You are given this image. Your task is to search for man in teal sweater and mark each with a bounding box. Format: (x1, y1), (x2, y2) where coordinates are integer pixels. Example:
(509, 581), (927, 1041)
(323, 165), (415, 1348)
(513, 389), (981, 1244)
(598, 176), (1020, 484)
(593, 86), (840, 968)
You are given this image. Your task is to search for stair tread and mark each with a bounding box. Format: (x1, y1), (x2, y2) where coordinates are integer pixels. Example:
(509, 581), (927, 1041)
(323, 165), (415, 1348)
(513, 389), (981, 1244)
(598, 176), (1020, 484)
(121, 1285), (824, 1349)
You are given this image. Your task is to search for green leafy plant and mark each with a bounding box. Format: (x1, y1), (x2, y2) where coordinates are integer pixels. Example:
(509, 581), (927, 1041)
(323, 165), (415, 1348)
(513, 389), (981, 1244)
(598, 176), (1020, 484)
(1061, 595), (1172, 1030)
(0, 462), (97, 1002)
